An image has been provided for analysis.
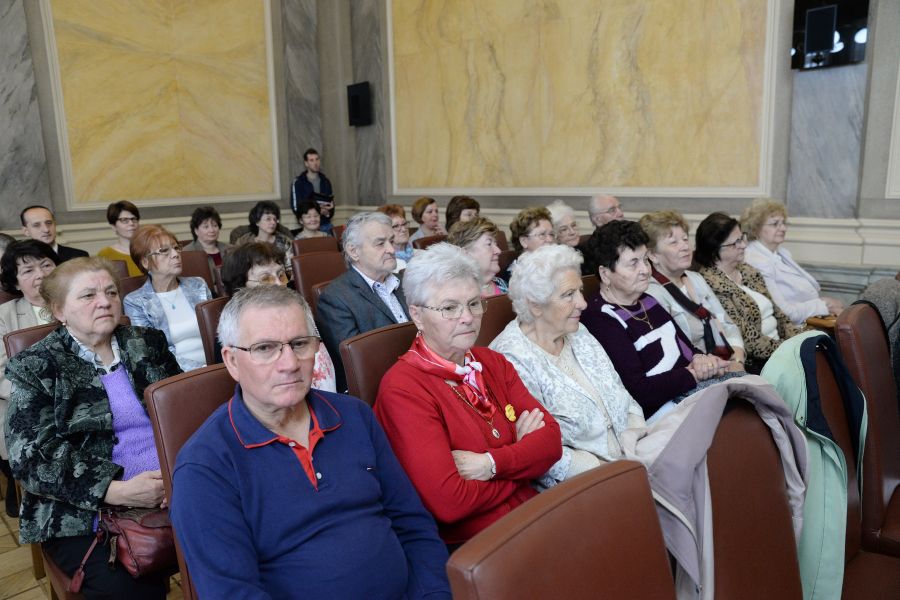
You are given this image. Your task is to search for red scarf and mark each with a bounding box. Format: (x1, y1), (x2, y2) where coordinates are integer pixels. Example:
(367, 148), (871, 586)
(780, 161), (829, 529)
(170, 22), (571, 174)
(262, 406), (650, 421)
(399, 334), (495, 421)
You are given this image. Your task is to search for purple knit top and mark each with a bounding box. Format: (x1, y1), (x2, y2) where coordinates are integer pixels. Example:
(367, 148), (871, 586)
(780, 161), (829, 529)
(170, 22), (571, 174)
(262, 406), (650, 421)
(101, 367), (160, 480)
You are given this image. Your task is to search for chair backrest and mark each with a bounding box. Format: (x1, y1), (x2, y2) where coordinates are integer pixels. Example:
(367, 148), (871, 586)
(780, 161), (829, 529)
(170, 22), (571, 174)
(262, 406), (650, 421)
(578, 233), (591, 246)
(582, 274), (600, 300)
(447, 460), (676, 600)
(195, 296), (230, 365)
(411, 234), (446, 250)
(814, 347), (864, 560)
(4, 322), (58, 359)
(835, 302), (900, 552)
(291, 252), (346, 310)
(310, 280), (333, 319)
(292, 236), (339, 256)
(144, 364), (237, 600)
(498, 249), (517, 272)
(119, 274), (148, 296)
(0, 290), (19, 305)
(706, 400), (804, 598)
(332, 224), (346, 243)
(475, 294), (515, 347)
(339, 322), (417, 406)
(494, 230), (509, 251)
(107, 260), (129, 280)
(180, 250), (215, 292)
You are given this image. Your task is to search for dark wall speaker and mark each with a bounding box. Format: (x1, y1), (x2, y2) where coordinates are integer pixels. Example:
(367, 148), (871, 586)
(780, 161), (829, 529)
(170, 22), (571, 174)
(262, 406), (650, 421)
(347, 82), (373, 127)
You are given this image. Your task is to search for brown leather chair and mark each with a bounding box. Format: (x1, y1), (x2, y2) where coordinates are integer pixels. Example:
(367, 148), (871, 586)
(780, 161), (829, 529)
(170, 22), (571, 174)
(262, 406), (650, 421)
(578, 233), (592, 246)
(498, 249), (517, 273)
(145, 364), (237, 600)
(195, 296), (230, 365)
(813, 344), (900, 598)
(4, 322), (59, 359)
(836, 303), (900, 557)
(107, 259), (129, 280)
(339, 322), (417, 406)
(494, 230), (508, 252)
(180, 250), (215, 292)
(707, 400), (803, 598)
(292, 236), (339, 256)
(0, 289), (18, 305)
(290, 252), (346, 311)
(447, 460), (676, 600)
(581, 274), (600, 300)
(118, 274), (147, 296)
(475, 294), (514, 347)
(310, 280), (333, 319)
(332, 224), (346, 243)
(411, 234), (446, 250)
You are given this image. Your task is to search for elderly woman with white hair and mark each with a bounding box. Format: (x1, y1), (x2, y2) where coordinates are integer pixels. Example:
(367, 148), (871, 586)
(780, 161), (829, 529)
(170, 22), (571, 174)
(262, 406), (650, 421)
(375, 243), (562, 548)
(490, 245), (644, 486)
(546, 200), (580, 248)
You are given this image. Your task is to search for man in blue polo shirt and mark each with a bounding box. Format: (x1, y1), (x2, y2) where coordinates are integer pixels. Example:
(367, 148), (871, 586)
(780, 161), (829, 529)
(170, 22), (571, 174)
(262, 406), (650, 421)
(170, 286), (450, 599)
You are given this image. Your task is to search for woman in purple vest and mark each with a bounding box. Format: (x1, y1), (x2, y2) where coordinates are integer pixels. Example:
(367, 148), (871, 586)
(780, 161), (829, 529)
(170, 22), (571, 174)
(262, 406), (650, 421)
(5, 257), (182, 599)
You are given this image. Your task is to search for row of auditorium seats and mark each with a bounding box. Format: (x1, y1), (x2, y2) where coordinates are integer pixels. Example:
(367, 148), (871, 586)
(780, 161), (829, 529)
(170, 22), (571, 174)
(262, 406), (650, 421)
(6, 287), (899, 598)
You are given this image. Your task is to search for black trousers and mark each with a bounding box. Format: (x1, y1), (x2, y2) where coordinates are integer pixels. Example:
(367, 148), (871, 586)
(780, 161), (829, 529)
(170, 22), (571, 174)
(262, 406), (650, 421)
(42, 535), (167, 600)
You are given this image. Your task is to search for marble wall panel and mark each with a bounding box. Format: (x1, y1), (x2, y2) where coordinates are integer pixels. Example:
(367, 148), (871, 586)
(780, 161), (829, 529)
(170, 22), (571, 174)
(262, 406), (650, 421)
(351, 0), (387, 204)
(390, 0), (768, 191)
(49, 0), (276, 204)
(0, 0), (51, 227)
(282, 0), (321, 183)
(786, 64), (866, 218)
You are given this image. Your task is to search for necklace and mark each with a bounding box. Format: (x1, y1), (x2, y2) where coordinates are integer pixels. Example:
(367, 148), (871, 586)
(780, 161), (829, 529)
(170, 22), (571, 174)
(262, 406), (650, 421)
(615, 298), (654, 329)
(446, 381), (501, 439)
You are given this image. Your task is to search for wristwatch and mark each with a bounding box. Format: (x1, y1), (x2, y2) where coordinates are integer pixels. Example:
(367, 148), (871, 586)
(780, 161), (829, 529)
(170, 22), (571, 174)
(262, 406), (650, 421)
(486, 452), (497, 479)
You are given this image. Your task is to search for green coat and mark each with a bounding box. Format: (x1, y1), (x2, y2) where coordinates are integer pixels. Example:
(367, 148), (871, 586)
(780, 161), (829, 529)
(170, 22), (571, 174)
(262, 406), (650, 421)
(761, 330), (868, 600)
(5, 325), (182, 544)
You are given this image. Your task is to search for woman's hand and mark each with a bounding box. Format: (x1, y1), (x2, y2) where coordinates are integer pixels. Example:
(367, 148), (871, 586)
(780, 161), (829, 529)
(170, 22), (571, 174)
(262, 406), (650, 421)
(687, 354), (729, 381)
(824, 296), (845, 316)
(515, 409), (545, 441)
(104, 470), (166, 508)
(451, 450), (494, 481)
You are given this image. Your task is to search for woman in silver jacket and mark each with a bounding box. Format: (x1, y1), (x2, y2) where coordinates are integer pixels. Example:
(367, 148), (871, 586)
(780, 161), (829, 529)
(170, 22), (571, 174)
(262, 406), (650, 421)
(490, 244), (645, 487)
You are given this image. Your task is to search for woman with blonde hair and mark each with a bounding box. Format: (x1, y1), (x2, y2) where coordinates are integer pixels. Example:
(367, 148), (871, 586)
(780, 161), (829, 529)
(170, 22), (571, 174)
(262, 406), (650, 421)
(742, 198), (844, 325)
(447, 217), (508, 297)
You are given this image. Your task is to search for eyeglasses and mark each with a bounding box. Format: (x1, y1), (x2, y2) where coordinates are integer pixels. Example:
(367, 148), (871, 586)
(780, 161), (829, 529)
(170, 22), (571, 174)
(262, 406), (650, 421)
(526, 230), (556, 241)
(420, 299), (487, 320)
(230, 336), (320, 364)
(117, 217), (139, 225)
(599, 204), (624, 215)
(764, 219), (787, 228)
(720, 233), (749, 248)
(392, 221), (409, 230)
(556, 224), (578, 234)
(146, 244), (183, 258)
(247, 272), (289, 285)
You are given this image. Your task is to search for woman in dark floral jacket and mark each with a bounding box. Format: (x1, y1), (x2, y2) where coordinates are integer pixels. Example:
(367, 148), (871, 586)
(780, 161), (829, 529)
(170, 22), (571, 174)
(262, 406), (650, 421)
(6, 257), (182, 599)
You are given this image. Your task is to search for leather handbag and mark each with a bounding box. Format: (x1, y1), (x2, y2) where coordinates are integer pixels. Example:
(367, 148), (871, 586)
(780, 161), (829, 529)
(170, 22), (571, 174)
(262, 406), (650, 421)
(70, 507), (176, 592)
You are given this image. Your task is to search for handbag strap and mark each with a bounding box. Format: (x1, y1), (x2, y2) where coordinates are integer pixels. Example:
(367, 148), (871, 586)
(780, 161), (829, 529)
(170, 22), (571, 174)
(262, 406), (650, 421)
(69, 530), (103, 593)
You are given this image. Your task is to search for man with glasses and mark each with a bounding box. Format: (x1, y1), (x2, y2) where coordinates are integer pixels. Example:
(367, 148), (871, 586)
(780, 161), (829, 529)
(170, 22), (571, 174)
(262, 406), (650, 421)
(317, 212), (410, 391)
(587, 194), (625, 230)
(170, 286), (451, 599)
(19, 206), (89, 263)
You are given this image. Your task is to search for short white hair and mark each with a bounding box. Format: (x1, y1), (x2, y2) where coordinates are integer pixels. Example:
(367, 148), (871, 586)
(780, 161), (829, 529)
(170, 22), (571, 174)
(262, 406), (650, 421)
(587, 194), (617, 218)
(402, 243), (481, 306)
(547, 200), (575, 227)
(218, 285), (317, 347)
(342, 211), (393, 266)
(508, 245), (583, 324)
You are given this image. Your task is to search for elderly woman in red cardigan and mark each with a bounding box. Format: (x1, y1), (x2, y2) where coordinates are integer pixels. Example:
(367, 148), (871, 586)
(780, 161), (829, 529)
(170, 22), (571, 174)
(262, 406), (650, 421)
(375, 243), (562, 549)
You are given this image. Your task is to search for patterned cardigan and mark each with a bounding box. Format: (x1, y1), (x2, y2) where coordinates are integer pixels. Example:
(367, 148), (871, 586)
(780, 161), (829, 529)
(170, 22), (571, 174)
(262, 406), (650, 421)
(699, 263), (803, 368)
(5, 325), (182, 544)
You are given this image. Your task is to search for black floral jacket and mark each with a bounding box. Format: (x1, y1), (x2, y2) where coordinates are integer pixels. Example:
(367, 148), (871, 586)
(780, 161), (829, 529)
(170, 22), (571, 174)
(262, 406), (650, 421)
(5, 325), (181, 544)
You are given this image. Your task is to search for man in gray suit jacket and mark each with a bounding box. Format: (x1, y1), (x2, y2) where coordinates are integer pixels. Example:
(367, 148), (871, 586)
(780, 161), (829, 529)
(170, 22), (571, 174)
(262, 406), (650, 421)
(316, 212), (409, 392)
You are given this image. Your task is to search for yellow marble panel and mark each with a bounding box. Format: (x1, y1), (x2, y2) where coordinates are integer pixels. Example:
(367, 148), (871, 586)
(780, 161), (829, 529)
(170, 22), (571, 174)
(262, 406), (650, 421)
(392, 0), (767, 189)
(51, 0), (274, 203)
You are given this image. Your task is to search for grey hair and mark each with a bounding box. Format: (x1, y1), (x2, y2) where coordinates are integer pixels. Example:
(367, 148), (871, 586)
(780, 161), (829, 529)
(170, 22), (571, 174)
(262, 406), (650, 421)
(508, 244), (583, 324)
(547, 200), (575, 227)
(341, 211), (393, 266)
(218, 285), (318, 347)
(587, 194), (616, 219)
(402, 242), (481, 306)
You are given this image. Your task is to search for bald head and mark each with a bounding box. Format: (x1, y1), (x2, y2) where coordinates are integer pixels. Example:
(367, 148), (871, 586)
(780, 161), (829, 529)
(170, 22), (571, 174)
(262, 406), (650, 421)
(588, 195), (623, 228)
